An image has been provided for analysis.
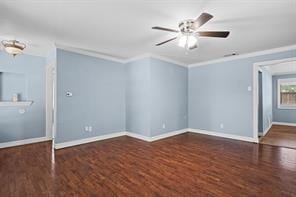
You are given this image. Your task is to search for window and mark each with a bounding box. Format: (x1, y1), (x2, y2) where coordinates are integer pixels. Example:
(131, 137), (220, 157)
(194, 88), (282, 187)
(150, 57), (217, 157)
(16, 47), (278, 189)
(278, 78), (296, 109)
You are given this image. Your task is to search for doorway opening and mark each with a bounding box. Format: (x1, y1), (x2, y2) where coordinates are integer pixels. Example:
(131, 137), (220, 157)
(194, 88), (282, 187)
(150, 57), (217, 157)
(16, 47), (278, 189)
(253, 57), (296, 149)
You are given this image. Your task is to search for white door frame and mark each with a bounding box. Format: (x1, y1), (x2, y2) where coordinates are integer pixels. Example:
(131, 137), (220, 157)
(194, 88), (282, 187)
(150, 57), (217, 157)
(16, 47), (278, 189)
(252, 57), (296, 142)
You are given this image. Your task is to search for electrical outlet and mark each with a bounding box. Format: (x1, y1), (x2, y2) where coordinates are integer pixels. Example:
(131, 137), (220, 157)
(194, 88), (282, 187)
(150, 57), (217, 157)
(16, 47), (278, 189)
(89, 126), (93, 132)
(162, 123), (166, 129)
(220, 123), (224, 129)
(84, 126), (89, 132)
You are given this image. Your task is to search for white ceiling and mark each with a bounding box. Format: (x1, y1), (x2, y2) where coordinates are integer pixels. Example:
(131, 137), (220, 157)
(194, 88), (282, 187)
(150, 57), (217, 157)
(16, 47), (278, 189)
(265, 60), (296, 75)
(0, 0), (296, 64)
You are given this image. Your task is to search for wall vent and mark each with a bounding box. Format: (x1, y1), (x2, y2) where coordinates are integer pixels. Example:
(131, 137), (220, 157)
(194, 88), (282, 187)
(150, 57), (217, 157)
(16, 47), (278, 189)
(224, 52), (239, 57)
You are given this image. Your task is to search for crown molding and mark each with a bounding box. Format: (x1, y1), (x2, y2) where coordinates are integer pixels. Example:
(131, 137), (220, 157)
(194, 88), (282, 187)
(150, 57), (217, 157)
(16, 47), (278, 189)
(188, 44), (296, 68)
(55, 45), (188, 67)
(124, 53), (188, 67)
(55, 44), (189, 67)
(149, 54), (188, 67)
(5, 42), (295, 69)
(55, 44), (127, 64)
(55, 44), (296, 68)
(123, 53), (151, 63)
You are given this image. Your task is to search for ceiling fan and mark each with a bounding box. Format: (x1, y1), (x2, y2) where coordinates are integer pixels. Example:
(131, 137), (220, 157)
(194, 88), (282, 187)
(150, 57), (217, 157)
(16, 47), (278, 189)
(152, 12), (230, 50)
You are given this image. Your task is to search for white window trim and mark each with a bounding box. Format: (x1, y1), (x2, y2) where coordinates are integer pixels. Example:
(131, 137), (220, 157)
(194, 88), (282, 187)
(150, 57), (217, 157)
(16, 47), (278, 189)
(277, 78), (296, 109)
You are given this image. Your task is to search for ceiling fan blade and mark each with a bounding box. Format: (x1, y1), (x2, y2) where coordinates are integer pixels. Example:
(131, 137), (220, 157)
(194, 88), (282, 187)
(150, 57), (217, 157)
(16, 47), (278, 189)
(192, 12), (213, 29)
(152, 26), (179, 33)
(156, 37), (177, 46)
(198, 31), (230, 38)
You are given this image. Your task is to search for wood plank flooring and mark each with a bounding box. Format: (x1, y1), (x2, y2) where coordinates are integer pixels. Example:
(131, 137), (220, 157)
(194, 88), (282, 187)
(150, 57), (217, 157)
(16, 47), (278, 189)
(1, 132), (296, 196)
(260, 125), (296, 149)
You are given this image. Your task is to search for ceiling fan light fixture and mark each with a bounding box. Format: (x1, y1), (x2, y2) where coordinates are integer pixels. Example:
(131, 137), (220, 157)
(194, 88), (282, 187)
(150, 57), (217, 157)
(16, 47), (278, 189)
(152, 13), (229, 48)
(178, 34), (198, 49)
(1, 40), (26, 57)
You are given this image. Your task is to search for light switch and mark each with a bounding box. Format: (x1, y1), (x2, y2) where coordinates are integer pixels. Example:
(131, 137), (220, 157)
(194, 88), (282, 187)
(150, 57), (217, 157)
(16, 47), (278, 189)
(247, 86), (252, 91)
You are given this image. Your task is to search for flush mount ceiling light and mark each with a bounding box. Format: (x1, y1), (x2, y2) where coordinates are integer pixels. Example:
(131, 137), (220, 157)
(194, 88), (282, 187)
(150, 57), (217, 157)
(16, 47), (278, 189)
(152, 12), (230, 50)
(1, 40), (26, 57)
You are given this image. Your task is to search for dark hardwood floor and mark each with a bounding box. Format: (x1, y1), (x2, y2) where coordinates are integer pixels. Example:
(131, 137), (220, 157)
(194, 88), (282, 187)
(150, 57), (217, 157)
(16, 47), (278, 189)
(1, 132), (296, 196)
(260, 125), (296, 149)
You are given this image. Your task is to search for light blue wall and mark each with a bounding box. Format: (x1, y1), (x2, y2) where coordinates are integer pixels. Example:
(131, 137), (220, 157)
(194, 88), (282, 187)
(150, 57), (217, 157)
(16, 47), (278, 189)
(261, 69), (273, 132)
(150, 58), (188, 136)
(0, 72), (27, 101)
(53, 48), (296, 143)
(56, 51), (188, 143)
(0, 52), (46, 143)
(189, 50), (296, 138)
(55, 49), (126, 143)
(3, 47), (295, 144)
(126, 58), (188, 137)
(125, 58), (151, 136)
(273, 74), (296, 123)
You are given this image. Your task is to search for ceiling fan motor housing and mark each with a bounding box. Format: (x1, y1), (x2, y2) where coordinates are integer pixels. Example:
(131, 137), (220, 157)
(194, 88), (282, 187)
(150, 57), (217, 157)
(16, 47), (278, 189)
(178, 20), (195, 33)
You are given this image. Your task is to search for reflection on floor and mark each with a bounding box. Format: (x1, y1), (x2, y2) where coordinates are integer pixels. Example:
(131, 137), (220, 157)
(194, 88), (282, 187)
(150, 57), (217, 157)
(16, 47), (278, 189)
(260, 125), (296, 149)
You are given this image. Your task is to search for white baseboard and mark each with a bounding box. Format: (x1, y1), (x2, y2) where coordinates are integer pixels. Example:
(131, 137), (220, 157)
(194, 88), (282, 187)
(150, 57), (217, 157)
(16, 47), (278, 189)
(55, 129), (188, 149)
(54, 132), (126, 149)
(272, 122), (296, 127)
(125, 132), (151, 142)
(0, 136), (51, 149)
(4, 127), (258, 150)
(126, 129), (188, 142)
(150, 129), (188, 141)
(188, 128), (258, 143)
